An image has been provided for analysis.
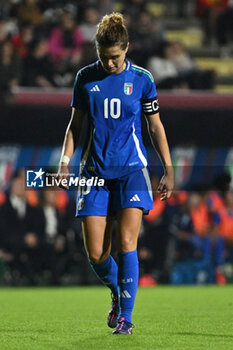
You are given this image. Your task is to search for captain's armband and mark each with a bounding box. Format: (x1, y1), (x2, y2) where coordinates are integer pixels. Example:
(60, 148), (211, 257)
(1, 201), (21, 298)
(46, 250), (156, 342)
(142, 97), (159, 115)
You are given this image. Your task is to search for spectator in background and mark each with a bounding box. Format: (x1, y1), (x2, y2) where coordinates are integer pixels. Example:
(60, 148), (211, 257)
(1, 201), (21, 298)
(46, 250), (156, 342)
(195, 0), (229, 46)
(0, 0), (13, 20)
(207, 173), (231, 220)
(170, 41), (215, 90)
(80, 7), (100, 43)
(11, 22), (35, 58)
(75, 42), (97, 73)
(170, 191), (225, 285)
(22, 38), (55, 88)
(207, 173), (233, 265)
(175, 0), (192, 18)
(37, 186), (68, 284)
(128, 11), (165, 66)
(190, 188), (225, 284)
(0, 169), (62, 285)
(48, 11), (85, 66)
(0, 18), (9, 44)
(0, 19), (8, 44)
(217, 1), (233, 49)
(218, 191), (233, 263)
(148, 41), (215, 90)
(77, 0), (115, 19)
(39, 188), (65, 248)
(147, 41), (188, 90)
(121, 0), (149, 19)
(0, 40), (21, 101)
(0, 18), (18, 44)
(0, 169), (42, 284)
(97, 0), (116, 16)
(17, 0), (44, 26)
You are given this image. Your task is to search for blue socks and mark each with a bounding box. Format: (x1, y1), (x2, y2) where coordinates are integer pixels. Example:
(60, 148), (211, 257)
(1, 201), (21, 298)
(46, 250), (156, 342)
(90, 251), (139, 324)
(118, 250), (139, 323)
(90, 255), (118, 297)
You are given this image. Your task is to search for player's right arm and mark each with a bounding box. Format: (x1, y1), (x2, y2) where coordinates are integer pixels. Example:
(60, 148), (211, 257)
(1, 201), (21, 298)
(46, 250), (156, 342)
(57, 107), (86, 189)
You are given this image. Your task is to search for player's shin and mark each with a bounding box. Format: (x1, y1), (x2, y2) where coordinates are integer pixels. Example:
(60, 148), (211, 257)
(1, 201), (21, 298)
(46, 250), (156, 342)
(90, 255), (118, 297)
(118, 250), (139, 323)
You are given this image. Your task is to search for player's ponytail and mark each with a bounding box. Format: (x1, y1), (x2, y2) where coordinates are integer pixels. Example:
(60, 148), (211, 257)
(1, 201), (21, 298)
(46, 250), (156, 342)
(96, 13), (129, 49)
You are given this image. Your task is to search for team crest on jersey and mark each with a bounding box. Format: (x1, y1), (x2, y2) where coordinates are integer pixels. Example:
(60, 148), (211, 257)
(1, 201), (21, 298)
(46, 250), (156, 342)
(124, 83), (133, 95)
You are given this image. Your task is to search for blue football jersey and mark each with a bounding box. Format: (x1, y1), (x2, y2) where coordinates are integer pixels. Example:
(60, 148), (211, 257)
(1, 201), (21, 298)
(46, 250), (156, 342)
(71, 60), (159, 179)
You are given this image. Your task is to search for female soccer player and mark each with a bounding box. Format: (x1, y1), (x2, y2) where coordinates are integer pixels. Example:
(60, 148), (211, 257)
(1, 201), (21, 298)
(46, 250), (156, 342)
(57, 13), (174, 334)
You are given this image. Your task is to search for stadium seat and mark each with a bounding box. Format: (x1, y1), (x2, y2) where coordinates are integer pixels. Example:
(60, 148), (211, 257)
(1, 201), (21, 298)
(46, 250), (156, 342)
(165, 29), (203, 48)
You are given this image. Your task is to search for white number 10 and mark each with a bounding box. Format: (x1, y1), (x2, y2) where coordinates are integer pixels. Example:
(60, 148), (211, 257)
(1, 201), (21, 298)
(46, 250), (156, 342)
(104, 98), (121, 119)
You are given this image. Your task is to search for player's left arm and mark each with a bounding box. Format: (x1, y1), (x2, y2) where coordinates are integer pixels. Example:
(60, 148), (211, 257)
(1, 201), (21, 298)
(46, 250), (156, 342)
(145, 112), (174, 200)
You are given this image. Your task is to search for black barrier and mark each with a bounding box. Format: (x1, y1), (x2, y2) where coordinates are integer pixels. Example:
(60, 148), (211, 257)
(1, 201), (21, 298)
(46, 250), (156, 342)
(0, 104), (233, 147)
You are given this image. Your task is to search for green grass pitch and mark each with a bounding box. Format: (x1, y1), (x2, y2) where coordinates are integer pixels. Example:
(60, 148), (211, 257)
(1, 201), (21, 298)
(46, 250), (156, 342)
(1, 286), (233, 350)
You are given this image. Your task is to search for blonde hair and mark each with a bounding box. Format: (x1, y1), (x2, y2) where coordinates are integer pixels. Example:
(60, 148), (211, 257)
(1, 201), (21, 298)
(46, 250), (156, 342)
(96, 12), (129, 49)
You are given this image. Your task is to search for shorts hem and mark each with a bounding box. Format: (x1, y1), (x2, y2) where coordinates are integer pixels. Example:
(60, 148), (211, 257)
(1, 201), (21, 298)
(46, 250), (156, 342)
(76, 212), (111, 217)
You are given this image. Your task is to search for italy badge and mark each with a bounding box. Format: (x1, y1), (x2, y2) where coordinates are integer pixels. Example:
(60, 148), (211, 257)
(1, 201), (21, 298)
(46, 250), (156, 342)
(124, 82), (133, 95)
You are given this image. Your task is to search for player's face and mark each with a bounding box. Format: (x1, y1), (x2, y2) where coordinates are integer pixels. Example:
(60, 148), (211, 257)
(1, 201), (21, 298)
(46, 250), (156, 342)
(97, 43), (129, 74)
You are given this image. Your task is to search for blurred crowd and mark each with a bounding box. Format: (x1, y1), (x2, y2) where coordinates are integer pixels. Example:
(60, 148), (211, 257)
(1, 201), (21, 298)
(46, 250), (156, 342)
(2, 0), (233, 99)
(0, 169), (233, 286)
(0, 169), (86, 285)
(139, 172), (233, 286)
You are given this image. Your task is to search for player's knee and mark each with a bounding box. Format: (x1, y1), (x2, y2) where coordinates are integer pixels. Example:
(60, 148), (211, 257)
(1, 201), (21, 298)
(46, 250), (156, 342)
(87, 250), (109, 264)
(118, 235), (136, 252)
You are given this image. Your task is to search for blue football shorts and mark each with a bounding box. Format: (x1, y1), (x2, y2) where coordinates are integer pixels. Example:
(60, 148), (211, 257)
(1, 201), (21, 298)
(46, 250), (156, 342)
(76, 167), (153, 217)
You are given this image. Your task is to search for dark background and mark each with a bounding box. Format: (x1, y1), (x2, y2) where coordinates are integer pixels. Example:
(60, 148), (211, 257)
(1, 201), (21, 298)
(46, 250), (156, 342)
(1, 103), (232, 147)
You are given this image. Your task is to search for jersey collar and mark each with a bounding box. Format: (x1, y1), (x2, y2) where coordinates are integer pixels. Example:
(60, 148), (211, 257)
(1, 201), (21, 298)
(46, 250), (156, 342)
(97, 60), (131, 76)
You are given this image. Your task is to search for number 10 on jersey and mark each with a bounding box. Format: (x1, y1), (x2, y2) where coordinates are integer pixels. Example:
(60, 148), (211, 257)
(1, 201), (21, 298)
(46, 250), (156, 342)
(104, 98), (121, 119)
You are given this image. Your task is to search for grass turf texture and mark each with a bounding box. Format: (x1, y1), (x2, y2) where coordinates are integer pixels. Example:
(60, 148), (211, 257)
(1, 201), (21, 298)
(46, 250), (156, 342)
(1, 286), (233, 350)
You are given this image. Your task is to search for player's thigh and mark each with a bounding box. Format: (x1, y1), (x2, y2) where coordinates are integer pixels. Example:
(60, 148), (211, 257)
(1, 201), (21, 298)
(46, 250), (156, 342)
(81, 216), (114, 263)
(116, 208), (143, 252)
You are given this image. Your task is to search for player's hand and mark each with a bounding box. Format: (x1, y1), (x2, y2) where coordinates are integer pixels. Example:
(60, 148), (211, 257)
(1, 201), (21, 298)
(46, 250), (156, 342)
(56, 163), (70, 190)
(157, 172), (174, 201)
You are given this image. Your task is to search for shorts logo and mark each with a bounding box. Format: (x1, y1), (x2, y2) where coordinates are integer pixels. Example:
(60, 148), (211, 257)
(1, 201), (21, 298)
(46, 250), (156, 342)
(26, 168), (45, 188)
(130, 194), (140, 202)
(124, 83), (133, 95)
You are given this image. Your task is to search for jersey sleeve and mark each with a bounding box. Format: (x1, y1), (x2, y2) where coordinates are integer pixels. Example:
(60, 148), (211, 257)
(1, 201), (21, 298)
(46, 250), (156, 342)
(141, 73), (159, 115)
(71, 70), (88, 111)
